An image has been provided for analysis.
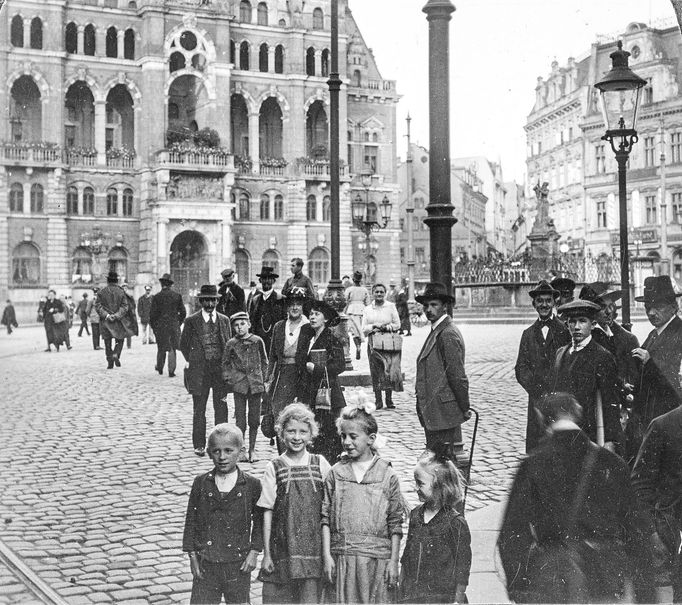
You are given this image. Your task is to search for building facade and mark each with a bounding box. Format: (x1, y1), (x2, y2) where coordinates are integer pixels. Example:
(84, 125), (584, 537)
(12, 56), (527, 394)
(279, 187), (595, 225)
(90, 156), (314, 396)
(1, 0), (400, 321)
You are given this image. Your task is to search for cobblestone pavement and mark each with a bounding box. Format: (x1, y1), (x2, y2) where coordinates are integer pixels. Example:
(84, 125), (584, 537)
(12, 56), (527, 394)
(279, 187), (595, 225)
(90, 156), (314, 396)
(0, 319), (652, 603)
(0, 558), (41, 605)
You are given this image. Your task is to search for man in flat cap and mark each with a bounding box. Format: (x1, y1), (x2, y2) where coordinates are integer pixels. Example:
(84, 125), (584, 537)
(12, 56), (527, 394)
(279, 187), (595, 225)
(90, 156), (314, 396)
(216, 267), (245, 319)
(515, 280), (571, 452)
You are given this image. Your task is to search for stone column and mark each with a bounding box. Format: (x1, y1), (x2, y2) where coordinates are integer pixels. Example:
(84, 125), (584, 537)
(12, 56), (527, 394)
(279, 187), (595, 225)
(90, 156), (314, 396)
(117, 29), (125, 59)
(315, 49), (322, 77)
(157, 218), (168, 274)
(23, 18), (31, 48)
(94, 100), (106, 165)
(77, 25), (85, 54)
(268, 46), (276, 73)
(220, 219), (232, 268)
(248, 112), (260, 171)
(22, 183), (30, 215)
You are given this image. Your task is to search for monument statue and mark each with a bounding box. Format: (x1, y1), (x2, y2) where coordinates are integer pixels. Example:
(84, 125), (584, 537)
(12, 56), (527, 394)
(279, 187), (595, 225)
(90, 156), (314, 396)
(527, 181), (560, 276)
(531, 181), (554, 232)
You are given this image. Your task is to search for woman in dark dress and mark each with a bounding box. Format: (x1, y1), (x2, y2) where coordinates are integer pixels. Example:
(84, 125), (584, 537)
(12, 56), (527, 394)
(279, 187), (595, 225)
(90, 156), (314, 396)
(43, 290), (68, 352)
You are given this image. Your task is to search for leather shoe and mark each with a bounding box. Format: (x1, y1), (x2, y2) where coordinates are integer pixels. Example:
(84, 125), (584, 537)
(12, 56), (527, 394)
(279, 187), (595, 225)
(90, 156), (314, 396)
(94, 346), (102, 350)
(356, 349), (361, 360)
(169, 372), (175, 378)
(386, 404), (396, 409)
(113, 357), (121, 367)
(107, 361), (114, 369)
(44, 348), (51, 352)
(155, 366), (163, 375)
(194, 448), (205, 457)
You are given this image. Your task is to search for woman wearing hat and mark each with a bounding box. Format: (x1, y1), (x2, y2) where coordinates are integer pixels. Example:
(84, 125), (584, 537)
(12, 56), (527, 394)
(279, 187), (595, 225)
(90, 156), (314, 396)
(343, 270), (370, 360)
(303, 299), (346, 462)
(43, 289), (69, 352)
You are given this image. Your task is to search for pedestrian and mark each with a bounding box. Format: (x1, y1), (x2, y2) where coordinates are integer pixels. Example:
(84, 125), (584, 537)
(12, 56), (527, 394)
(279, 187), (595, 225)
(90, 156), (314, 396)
(249, 266), (286, 355)
(59, 294), (73, 350)
(217, 268), (246, 319)
(75, 293), (90, 336)
(43, 290), (69, 352)
(95, 272), (131, 368)
(395, 279), (412, 336)
(415, 282), (471, 465)
(65, 295), (76, 328)
(498, 392), (651, 604)
(1, 300), (18, 335)
(150, 273), (186, 377)
(321, 403), (404, 603)
(631, 405), (682, 603)
(37, 296), (45, 323)
(386, 283), (397, 303)
(223, 311), (267, 463)
(87, 287), (102, 350)
(282, 257), (316, 302)
(362, 283), (402, 409)
(137, 285), (155, 344)
(341, 275), (352, 289)
(551, 299), (622, 451)
(180, 284), (231, 457)
(182, 423), (263, 605)
(121, 283), (139, 349)
(515, 279), (571, 452)
(246, 281), (259, 314)
(550, 276), (576, 309)
(399, 446), (471, 604)
(258, 403), (331, 603)
(344, 270), (370, 360)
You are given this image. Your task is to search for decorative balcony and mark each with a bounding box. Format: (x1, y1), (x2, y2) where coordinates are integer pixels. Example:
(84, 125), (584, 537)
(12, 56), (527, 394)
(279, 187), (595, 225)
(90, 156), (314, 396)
(156, 147), (233, 171)
(258, 157), (288, 178)
(64, 148), (98, 167)
(106, 148), (137, 169)
(295, 157), (348, 179)
(1, 141), (61, 167)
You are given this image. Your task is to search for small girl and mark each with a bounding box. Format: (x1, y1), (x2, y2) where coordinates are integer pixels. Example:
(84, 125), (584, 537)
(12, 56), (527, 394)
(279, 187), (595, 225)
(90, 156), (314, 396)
(258, 403), (331, 603)
(321, 399), (404, 604)
(399, 446), (471, 604)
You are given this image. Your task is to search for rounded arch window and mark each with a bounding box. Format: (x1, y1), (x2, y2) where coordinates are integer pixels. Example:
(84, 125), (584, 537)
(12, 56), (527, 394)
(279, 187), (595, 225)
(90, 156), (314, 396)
(122, 188), (134, 216)
(322, 195), (331, 221)
(257, 2), (268, 25)
(12, 242), (40, 285)
(107, 188), (118, 215)
(274, 194), (284, 220)
(306, 194), (317, 221)
(259, 43), (269, 72)
(30, 184), (44, 213)
(260, 193), (270, 220)
(9, 183), (24, 212)
(124, 28), (135, 59)
(83, 187), (95, 215)
(180, 31), (197, 51)
(83, 24), (96, 56)
(306, 47), (315, 76)
(275, 45), (284, 73)
(239, 192), (251, 219)
(30, 17), (43, 50)
(67, 186), (79, 214)
(11, 15), (24, 47)
(240, 41), (250, 70)
(65, 22), (77, 53)
(192, 54), (207, 70)
(106, 26), (118, 57)
(170, 52), (185, 72)
(312, 7), (324, 30)
(240, 0), (252, 22)
(308, 247), (329, 284)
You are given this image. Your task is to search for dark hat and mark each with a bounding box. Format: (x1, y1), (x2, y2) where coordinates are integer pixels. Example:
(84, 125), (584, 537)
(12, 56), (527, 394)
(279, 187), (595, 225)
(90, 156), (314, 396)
(221, 267), (235, 278)
(82, 293), (88, 298)
(159, 273), (174, 285)
(285, 286), (309, 304)
(550, 277), (576, 296)
(92, 286), (100, 293)
(197, 284), (219, 299)
(529, 280), (559, 299)
(249, 281), (256, 287)
(229, 311), (250, 323)
(352, 270), (363, 281)
(144, 285), (151, 291)
(310, 299), (340, 325)
(415, 282), (455, 305)
(256, 266), (279, 280)
(107, 271), (119, 284)
(557, 299), (601, 319)
(634, 275), (682, 304)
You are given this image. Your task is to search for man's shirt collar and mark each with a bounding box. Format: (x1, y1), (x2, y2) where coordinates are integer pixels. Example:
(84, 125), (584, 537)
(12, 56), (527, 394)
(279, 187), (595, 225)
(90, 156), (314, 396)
(430, 314), (448, 331)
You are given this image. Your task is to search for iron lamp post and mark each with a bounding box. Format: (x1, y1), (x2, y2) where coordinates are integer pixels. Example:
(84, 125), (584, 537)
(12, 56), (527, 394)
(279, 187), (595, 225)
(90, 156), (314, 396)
(352, 180), (392, 285)
(594, 40), (646, 331)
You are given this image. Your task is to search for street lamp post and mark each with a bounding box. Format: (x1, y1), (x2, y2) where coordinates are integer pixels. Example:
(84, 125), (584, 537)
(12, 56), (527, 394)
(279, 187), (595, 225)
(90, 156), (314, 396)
(594, 40), (646, 331)
(405, 114), (416, 303)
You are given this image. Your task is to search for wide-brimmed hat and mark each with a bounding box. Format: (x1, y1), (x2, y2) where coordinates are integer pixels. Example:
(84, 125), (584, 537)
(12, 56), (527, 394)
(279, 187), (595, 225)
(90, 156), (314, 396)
(256, 266), (279, 280)
(557, 299), (601, 319)
(159, 273), (174, 285)
(415, 282), (455, 305)
(221, 267), (235, 278)
(634, 275), (682, 304)
(285, 287), (309, 304)
(229, 311), (250, 323)
(197, 284), (220, 299)
(352, 270), (363, 282)
(107, 271), (119, 284)
(550, 277), (576, 297)
(529, 280), (559, 299)
(310, 299), (340, 325)
(579, 282), (623, 307)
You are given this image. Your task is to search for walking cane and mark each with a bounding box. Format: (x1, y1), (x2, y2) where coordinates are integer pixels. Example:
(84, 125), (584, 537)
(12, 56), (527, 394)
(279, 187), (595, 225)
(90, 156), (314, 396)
(462, 407), (479, 510)
(595, 390), (605, 447)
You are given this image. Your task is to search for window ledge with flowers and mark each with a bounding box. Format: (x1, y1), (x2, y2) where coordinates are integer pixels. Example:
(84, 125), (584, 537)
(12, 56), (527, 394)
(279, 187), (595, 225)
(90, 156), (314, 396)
(1, 140), (61, 163)
(106, 147), (137, 168)
(64, 147), (98, 166)
(160, 126), (233, 167)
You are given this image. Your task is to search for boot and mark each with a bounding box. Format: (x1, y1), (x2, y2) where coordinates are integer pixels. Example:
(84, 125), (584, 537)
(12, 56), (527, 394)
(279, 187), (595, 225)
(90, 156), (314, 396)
(374, 389), (383, 410)
(385, 390), (395, 409)
(354, 337), (361, 360)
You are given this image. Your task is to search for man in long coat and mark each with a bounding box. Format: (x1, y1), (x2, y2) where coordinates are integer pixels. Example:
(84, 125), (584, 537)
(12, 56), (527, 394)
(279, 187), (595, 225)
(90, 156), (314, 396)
(216, 267), (245, 319)
(415, 282), (470, 464)
(149, 273), (186, 377)
(515, 280), (570, 452)
(180, 284), (231, 456)
(95, 271), (130, 369)
(249, 266), (286, 355)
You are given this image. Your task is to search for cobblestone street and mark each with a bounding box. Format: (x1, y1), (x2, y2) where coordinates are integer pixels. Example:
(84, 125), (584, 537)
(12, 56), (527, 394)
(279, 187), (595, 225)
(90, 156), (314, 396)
(0, 319), (650, 603)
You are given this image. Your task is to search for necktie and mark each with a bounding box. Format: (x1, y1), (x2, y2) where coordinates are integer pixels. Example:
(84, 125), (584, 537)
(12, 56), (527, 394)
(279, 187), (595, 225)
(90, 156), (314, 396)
(208, 313), (214, 326)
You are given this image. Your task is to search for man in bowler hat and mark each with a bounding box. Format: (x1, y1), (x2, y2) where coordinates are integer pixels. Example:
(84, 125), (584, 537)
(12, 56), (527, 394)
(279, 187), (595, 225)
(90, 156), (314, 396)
(248, 266), (286, 354)
(415, 282), (470, 464)
(149, 273), (186, 377)
(180, 285), (231, 456)
(515, 280), (571, 452)
(550, 276), (576, 309)
(95, 271), (130, 369)
(216, 267), (245, 319)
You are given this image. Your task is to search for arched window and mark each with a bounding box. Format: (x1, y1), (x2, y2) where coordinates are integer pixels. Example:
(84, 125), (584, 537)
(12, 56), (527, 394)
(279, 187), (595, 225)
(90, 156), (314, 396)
(306, 100), (328, 157)
(11, 15), (23, 47)
(30, 184), (44, 213)
(353, 69), (361, 87)
(240, 0), (252, 22)
(72, 247), (93, 283)
(122, 188), (133, 216)
(108, 247), (127, 281)
(10, 76), (42, 143)
(312, 7), (324, 30)
(306, 47), (315, 76)
(322, 195), (331, 221)
(124, 29), (135, 59)
(106, 26), (118, 57)
(260, 193), (270, 220)
(65, 22), (77, 53)
(308, 247), (329, 284)
(83, 186), (95, 215)
(9, 183), (24, 212)
(235, 249), (250, 285)
(239, 192), (251, 219)
(106, 84), (135, 152)
(306, 194), (317, 221)
(83, 24), (96, 55)
(106, 188), (118, 215)
(367, 201), (378, 223)
(239, 41), (250, 70)
(257, 2), (268, 25)
(231, 93), (249, 156)
(12, 242), (40, 285)
(30, 17), (43, 49)
(274, 194), (283, 220)
(321, 49), (329, 77)
(275, 45), (284, 74)
(229, 40), (236, 64)
(169, 51), (185, 72)
(259, 43), (269, 72)
(262, 249), (279, 275)
(65, 81), (95, 149)
(67, 186), (79, 214)
(259, 97), (283, 158)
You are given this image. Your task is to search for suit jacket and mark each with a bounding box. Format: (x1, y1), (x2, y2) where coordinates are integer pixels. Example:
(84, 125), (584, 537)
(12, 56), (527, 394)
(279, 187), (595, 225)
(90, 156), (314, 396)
(217, 281), (246, 319)
(416, 316), (470, 431)
(137, 294), (153, 324)
(266, 320), (314, 398)
(95, 284), (130, 340)
(551, 338), (622, 443)
(609, 321), (640, 388)
(149, 287), (186, 350)
(180, 311), (231, 395)
(249, 290), (286, 354)
(303, 326), (346, 411)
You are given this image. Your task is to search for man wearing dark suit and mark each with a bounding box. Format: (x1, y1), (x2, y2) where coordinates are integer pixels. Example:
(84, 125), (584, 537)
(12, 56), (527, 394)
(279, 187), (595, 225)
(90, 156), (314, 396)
(95, 271), (130, 369)
(550, 299), (622, 451)
(149, 273), (186, 377)
(180, 284), (232, 457)
(515, 280), (571, 452)
(550, 276), (575, 309)
(249, 266), (286, 355)
(216, 267), (245, 319)
(499, 392), (651, 604)
(415, 282), (470, 465)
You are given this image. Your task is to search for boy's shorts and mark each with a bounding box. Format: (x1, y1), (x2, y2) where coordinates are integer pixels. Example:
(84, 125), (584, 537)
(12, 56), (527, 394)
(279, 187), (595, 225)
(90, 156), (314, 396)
(190, 560), (251, 604)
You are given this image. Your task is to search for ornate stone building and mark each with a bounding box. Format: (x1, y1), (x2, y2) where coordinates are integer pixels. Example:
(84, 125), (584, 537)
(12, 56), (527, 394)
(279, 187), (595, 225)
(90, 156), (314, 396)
(1, 0), (400, 320)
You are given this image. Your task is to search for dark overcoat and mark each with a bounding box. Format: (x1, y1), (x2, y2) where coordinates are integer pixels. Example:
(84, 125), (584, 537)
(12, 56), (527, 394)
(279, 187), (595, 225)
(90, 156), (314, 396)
(136, 293), (153, 324)
(43, 298), (68, 345)
(149, 287), (186, 351)
(179, 311), (231, 395)
(216, 281), (245, 318)
(95, 284), (130, 340)
(249, 290), (286, 354)
(610, 321), (640, 387)
(515, 316), (571, 451)
(1, 304), (17, 328)
(124, 293), (139, 336)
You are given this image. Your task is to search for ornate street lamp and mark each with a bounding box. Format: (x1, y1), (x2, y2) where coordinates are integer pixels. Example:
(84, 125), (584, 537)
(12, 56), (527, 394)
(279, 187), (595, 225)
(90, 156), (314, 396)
(594, 40), (646, 330)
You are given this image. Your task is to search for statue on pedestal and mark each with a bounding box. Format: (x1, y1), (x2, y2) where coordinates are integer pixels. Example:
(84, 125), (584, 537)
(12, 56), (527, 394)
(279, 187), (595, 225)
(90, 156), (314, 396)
(527, 181), (560, 278)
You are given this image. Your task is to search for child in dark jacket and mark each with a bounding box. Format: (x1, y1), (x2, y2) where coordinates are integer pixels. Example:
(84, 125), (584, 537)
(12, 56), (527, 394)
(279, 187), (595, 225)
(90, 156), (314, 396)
(183, 423), (263, 604)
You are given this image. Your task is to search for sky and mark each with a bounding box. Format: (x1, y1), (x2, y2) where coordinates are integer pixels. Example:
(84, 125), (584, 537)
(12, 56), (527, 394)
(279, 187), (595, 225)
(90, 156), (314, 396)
(349, 0), (677, 183)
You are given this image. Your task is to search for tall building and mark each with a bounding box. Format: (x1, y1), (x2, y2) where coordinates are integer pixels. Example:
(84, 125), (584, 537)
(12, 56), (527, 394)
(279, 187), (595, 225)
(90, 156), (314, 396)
(525, 22), (682, 289)
(1, 0), (400, 321)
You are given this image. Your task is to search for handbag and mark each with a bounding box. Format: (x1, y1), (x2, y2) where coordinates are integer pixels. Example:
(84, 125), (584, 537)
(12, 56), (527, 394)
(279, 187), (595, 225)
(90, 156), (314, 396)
(52, 311), (67, 324)
(371, 331), (403, 352)
(315, 367), (332, 412)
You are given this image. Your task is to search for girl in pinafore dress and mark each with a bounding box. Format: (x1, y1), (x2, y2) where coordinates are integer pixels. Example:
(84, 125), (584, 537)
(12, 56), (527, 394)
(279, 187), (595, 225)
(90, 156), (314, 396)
(258, 403), (331, 603)
(321, 398), (404, 603)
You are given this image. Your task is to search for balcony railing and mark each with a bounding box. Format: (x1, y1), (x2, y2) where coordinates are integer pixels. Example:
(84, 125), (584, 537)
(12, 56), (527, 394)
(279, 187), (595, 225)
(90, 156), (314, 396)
(259, 164), (286, 177)
(157, 149), (233, 169)
(64, 149), (97, 167)
(106, 155), (137, 169)
(296, 159), (348, 179)
(1, 142), (61, 165)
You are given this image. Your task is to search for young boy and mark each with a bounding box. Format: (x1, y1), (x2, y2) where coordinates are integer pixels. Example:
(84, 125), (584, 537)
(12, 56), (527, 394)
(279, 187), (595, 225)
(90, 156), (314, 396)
(223, 311), (268, 462)
(183, 424), (263, 604)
